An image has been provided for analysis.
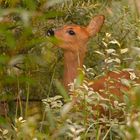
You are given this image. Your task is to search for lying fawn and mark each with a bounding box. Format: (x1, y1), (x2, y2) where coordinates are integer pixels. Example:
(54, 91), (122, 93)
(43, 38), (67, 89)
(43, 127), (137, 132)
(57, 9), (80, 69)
(47, 15), (138, 102)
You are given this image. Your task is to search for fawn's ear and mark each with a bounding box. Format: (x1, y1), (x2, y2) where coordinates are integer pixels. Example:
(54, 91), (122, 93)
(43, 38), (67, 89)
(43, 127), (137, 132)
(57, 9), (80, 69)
(86, 15), (105, 37)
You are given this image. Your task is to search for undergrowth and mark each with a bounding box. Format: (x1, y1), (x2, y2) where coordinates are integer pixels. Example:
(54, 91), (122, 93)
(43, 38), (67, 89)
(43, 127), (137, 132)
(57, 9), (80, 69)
(0, 0), (140, 139)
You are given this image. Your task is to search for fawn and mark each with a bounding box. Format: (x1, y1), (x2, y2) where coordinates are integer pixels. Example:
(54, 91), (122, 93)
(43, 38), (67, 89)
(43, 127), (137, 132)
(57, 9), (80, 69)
(47, 15), (138, 102)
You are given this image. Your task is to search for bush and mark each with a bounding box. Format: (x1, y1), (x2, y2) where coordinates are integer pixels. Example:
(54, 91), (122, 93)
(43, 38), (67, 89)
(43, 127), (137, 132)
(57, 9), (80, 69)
(0, 0), (140, 139)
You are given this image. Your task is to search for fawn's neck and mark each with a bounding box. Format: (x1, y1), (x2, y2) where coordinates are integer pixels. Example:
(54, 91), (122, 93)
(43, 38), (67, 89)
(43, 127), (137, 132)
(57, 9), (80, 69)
(63, 49), (86, 88)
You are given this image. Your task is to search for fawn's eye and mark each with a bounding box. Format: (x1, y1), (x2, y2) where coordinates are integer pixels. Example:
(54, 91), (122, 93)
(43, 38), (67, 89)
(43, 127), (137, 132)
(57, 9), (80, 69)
(67, 30), (76, 35)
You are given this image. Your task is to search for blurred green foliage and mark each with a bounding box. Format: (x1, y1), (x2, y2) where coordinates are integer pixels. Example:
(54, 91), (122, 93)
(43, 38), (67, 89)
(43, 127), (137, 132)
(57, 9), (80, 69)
(0, 0), (140, 139)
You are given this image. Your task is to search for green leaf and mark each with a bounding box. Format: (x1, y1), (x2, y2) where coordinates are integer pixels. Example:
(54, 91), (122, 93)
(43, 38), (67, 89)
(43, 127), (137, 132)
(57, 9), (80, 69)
(45, 11), (65, 19)
(55, 79), (69, 101)
(23, 0), (36, 11)
(0, 55), (9, 64)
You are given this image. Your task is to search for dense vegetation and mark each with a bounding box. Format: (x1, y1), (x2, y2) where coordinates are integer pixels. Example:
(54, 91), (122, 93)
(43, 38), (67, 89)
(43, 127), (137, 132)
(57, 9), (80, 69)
(0, 0), (140, 139)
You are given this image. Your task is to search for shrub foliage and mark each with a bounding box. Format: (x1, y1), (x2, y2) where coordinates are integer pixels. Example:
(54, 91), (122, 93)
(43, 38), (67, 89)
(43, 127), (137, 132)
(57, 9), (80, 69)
(0, 0), (140, 139)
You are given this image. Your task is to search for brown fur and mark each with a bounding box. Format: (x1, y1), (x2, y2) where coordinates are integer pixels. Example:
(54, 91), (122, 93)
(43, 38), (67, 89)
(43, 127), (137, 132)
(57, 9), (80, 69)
(53, 15), (138, 101)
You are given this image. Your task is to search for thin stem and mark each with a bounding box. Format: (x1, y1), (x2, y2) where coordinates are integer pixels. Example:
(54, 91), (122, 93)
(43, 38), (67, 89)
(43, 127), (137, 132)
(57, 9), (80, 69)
(15, 75), (23, 118)
(96, 125), (102, 140)
(39, 111), (46, 132)
(25, 81), (30, 118)
(47, 62), (57, 98)
(102, 126), (112, 140)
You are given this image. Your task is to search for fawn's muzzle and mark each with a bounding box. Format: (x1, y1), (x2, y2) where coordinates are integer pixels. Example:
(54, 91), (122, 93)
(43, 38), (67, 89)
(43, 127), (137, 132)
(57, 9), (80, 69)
(46, 29), (54, 36)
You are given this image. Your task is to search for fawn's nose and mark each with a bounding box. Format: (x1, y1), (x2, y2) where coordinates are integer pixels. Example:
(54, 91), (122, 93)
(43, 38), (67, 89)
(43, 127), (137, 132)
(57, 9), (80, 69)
(46, 29), (54, 36)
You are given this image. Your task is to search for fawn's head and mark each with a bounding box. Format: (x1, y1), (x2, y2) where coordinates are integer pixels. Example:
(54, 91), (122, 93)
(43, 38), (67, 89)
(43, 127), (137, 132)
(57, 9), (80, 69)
(47, 15), (105, 52)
